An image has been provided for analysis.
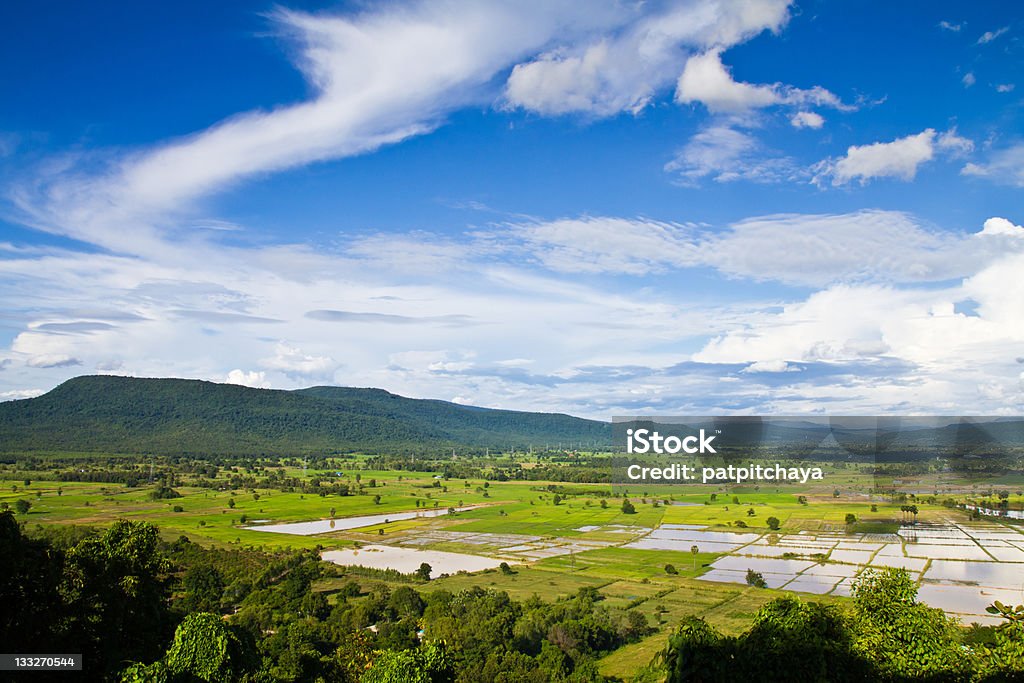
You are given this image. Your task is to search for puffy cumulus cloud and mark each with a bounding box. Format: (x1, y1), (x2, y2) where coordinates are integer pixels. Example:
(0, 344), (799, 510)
(259, 343), (336, 380)
(977, 217), (1024, 238)
(675, 49), (781, 112)
(675, 49), (846, 114)
(962, 143), (1024, 187)
(225, 369), (270, 388)
(791, 111), (824, 129)
(741, 360), (801, 373)
(962, 72), (976, 88)
(816, 128), (974, 186)
(504, 0), (792, 116)
(664, 125), (801, 185)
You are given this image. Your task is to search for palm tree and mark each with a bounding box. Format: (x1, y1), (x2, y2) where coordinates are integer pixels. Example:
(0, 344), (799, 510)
(691, 545), (699, 571)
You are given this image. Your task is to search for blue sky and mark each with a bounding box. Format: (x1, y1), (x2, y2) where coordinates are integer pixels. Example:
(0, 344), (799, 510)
(0, 0), (1022, 417)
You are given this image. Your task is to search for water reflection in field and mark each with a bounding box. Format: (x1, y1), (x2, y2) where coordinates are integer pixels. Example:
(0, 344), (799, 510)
(684, 520), (1024, 623)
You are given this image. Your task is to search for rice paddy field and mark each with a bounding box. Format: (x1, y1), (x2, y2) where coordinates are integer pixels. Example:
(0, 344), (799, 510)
(4, 456), (1024, 681)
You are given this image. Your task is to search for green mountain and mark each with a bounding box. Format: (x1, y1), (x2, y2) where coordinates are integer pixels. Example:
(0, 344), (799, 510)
(0, 375), (610, 456)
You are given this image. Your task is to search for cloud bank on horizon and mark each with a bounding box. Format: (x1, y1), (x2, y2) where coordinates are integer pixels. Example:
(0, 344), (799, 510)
(0, 0), (1022, 417)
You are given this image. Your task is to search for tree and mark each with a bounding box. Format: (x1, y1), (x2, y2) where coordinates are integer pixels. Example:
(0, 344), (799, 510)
(747, 508), (756, 517)
(621, 498), (636, 514)
(600, 499), (608, 509)
(746, 569), (767, 588)
(14, 499), (31, 515)
(373, 495), (382, 505)
(766, 516), (781, 531)
(361, 642), (453, 683)
(163, 612), (253, 683)
(415, 562), (432, 581)
(870, 504), (877, 512)
(552, 494), (562, 506)
(499, 562), (515, 575)
(227, 498), (235, 509)
(665, 564), (678, 575)
(845, 513), (857, 525)
(65, 520), (171, 677)
(330, 507), (336, 518)
(691, 545), (700, 570)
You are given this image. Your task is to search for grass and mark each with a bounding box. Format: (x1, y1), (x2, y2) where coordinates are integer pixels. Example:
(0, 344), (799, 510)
(4, 457), (1010, 683)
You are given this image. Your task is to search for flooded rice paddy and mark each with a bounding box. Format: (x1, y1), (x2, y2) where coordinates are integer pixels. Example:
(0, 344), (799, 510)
(245, 506), (475, 535)
(321, 545), (504, 574)
(257, 505), (1023, 624)
(673, 520), (1024, 624)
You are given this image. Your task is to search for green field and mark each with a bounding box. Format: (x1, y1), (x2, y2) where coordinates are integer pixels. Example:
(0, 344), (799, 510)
(4, 453), (1022, 681)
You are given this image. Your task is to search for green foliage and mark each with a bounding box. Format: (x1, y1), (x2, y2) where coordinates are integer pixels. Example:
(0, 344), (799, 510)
(14, 498), (30, 514)
(662, 568), (990, 682)
(745, 569), (767, 588)
(766, 516), (780, 530)
(621, 498), (636, 514)
(415, 562), (432, 581)
(150, 484), (183, 500)
(362, 642), (453, 683)
(845, 512), (857, 525)
(0, 375), (610, 455)
(164, 612), (251, 683)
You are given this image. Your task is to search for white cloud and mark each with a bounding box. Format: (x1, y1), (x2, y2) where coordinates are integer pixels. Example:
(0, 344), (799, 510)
(8, 2), (628, 254)
(675, 49), (846, 114)
(962, 143), (1024, 187)
(504, 0), (792, 116)
(2, 210), (1024, 417)
(26, 354), (82, 368)
(500, 210), (1024, 287)
(791, 111), (824, 129)
(938, 21), (963, 32)
(741, 360), (800, 373)
(936, 128), (975, 156)
(675, 49), (781, 112)
(996, 84), (1015, 93)
(259, 343), (336, 380)
(665, 125), (800, 185)
(817, 128), (973, 186)
(978, 217), (1024, 238)
(508, 217), (700, 275)
(225, 369), (270, 388)
(962, 72), (976, 88)
(0, 389), (45, 401)
(977, 26), (1009, 44)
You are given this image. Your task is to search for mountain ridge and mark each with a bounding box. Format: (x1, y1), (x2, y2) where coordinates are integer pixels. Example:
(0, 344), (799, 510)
(0, 375), (611, 456)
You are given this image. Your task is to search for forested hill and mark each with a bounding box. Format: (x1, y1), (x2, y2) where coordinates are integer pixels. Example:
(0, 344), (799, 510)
(0, 375), (611, 456)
